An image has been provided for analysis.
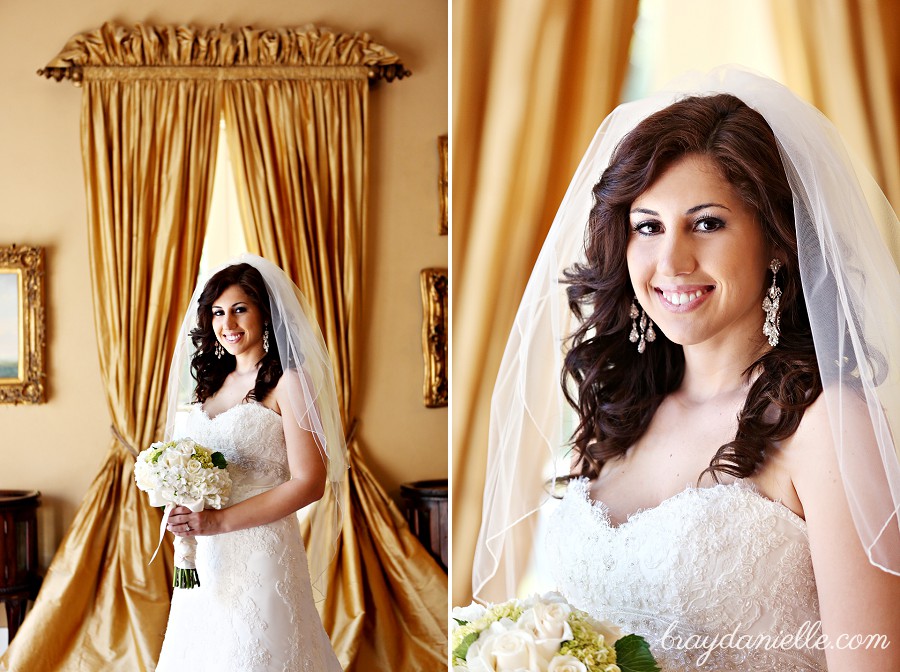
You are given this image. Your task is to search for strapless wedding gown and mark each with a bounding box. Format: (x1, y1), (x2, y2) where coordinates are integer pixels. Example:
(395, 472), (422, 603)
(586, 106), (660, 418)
(546, 478), (827, 671)
(155, 403), (342, 672)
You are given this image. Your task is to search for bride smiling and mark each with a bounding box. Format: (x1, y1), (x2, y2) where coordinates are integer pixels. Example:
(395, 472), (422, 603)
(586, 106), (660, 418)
(472, 69), (900, 671)
(156, 255), (346, 671)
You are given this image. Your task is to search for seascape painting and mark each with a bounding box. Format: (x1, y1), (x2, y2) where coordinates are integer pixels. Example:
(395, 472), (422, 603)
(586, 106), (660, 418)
(0, 271), (20, 380)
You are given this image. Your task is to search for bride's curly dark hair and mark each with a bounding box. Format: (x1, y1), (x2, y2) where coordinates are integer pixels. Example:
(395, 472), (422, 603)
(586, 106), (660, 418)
(562, 93), (823, 483)
(190, 263), (282, 404)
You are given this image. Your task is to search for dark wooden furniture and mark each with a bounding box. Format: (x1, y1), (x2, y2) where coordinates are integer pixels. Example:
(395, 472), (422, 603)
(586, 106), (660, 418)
(400, 479), (448, 572)
(0, 490), (41, 642)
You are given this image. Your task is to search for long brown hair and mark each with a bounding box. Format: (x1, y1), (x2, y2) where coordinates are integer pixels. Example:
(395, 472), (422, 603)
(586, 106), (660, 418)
(562, 94), (821, 482)
(190, 263), (283, 405)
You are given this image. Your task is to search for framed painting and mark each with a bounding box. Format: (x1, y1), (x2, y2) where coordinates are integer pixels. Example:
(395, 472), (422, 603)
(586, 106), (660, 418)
(420, 268), (448, 407)
(438, 134), (448, 236)
(0, 245), (46, 404)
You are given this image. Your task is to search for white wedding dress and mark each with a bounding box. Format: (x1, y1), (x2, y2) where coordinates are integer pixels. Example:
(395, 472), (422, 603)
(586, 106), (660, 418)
(546, 478), (827, 671)
(155, 403), (343, 672)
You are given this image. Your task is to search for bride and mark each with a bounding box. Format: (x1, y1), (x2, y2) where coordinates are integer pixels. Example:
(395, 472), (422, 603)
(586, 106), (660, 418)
(472, 68), (900, 671)
(155, 255), (346, 671)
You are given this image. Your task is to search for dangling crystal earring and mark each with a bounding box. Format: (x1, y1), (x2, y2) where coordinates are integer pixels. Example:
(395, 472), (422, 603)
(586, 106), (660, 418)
(762, 259), (782, 347)
(628, 297), (656, 354)
(263, 324), (270, 354)
(214, 342), (224, 359)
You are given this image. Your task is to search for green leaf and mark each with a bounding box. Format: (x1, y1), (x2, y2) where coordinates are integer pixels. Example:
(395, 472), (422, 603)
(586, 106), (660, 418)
(211, 451), (227, 469)
(453, 618), (468, 626)
(614, 634), (661, 672)
(452, 631), (479, 662)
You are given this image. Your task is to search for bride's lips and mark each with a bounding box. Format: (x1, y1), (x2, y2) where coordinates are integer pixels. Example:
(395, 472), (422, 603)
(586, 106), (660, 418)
(223, 332), (245, 344)
(655, 285), (714, 313)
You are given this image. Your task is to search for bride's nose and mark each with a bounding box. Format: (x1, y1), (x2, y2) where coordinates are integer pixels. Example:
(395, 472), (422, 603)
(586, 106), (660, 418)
(657, 230), (696, 276)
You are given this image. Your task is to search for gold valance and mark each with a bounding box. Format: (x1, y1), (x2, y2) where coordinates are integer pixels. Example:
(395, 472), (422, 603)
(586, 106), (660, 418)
(38, 22), (410, 84)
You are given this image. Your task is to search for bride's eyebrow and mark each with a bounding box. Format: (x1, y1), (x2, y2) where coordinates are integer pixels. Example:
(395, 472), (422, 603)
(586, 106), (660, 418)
(686, 202), (731, 214)
(629, 202), (732, 216)
(211, 301), (248, 309)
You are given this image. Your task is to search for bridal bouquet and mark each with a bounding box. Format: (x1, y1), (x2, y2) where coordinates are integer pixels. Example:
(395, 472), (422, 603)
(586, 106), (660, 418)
(451, 593), (659, 672)
(134, 438), (232, 589)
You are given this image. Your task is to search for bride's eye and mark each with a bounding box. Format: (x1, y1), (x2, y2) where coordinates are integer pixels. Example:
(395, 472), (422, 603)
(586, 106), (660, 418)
(694, 216), (725, 233)
(631, 220), (662, 236)
(212, 309), (224, 317)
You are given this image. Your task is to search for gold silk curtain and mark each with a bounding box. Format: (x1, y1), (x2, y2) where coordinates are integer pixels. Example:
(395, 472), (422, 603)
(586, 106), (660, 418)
(2, 26), (222, 671)
(771, 0), (900, 259)
(451, 0), (639, 606)
(223, 62), (447, 671)
(8, 22), (444, 672)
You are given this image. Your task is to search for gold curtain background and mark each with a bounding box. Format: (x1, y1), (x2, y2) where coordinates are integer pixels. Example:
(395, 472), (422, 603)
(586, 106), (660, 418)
(771, 0), (900, 258)
(451, 0), (639, 606)
(1, 60), (221, 671)
(224, 69), (447, 670)
(5, 22), (445, 672)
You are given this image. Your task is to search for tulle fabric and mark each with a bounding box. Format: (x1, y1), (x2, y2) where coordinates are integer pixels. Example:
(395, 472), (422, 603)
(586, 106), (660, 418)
(165, 253), (348, 601)
(473, 67), (900, 602)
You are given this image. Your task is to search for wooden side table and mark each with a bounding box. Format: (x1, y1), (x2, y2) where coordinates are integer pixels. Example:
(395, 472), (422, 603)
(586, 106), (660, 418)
(400, 479), (448, 572)
(0, 490), (42, 642)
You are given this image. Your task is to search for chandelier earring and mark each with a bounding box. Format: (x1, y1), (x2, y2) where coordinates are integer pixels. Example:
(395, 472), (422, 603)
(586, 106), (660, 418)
(762, 258), (783, 347)
(628, 297), (656, 354)
(263, 324), (270, 354)
(214, 341), (224, 359)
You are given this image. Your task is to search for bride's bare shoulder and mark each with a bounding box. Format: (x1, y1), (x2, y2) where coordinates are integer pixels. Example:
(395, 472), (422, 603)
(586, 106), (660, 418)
(781, 386), (871, 461)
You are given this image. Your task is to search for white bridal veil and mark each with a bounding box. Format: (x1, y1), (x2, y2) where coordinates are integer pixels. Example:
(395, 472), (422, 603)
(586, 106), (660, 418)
(473, 67), (900, 602)
(165, 253), (348, 598)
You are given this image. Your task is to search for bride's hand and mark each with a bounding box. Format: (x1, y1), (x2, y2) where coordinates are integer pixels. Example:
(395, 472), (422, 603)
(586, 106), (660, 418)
(166, 506), (223, 537)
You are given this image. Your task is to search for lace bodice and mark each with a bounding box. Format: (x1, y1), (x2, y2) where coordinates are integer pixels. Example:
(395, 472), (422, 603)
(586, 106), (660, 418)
(192, 402), (292, 500)
(547, 478), (826, 671)
(155, 403), (342, 672)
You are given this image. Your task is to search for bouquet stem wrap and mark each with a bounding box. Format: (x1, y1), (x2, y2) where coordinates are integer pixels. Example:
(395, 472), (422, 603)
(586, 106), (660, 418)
(151, 501), (205, 589)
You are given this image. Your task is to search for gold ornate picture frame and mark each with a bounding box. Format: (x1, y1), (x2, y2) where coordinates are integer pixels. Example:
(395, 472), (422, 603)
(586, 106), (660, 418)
(438, 135), (448, 236)
(0, 245), (46, 404)
(420, 268), (448, 407)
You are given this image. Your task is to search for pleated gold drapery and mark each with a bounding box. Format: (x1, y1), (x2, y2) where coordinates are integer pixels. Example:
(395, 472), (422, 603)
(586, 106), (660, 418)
(224, 68), (448, 671)
(11, 22), (445, 672)
(2, 56), (221, 672)
(770, 0), (900, 258)
(451, 0), (639, 606)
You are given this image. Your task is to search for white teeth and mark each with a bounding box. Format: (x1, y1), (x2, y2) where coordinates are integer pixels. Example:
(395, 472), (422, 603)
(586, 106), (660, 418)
(662, 288), (708, 305)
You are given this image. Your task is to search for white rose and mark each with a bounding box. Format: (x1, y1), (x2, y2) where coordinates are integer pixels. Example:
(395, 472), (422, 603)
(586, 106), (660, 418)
(538, 592), (568, 604)
(185, 458), (202, 475)
(584, 616), (623, 646)
(517, 602), (573, 661)
(547, 655), (587, 672)
(468, 622), (543, 672)
(176, 441), (195, 457)
(159, 452), (179, 469)
(452, 602), (488, 626)
(525, 601), (572, 640)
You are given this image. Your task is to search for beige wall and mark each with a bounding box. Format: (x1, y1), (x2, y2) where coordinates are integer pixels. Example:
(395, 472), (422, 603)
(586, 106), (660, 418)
(0, 0), (448, 568)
